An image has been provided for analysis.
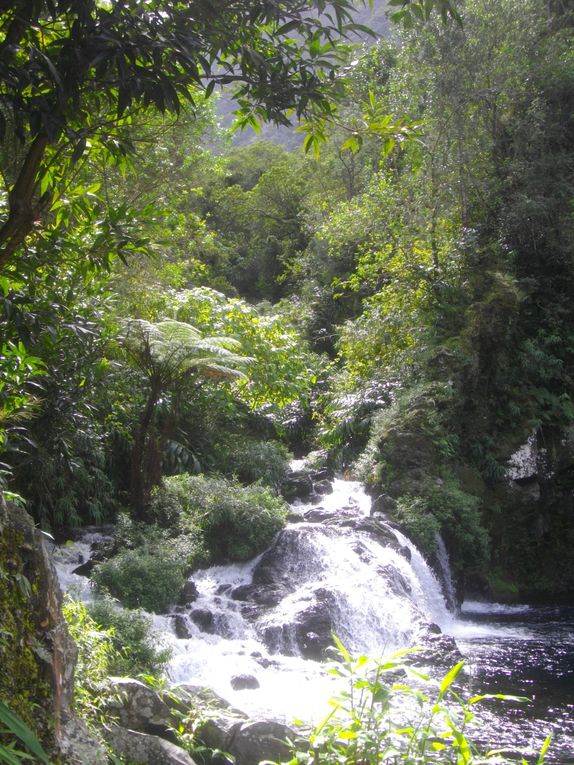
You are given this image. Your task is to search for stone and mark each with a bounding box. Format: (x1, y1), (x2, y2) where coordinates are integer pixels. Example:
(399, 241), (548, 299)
(58, 713), (107, 765)
(107, 677), (173, 734)
(313, 479), (333, 495)
(280, 472), (314, 500)
(230, 720), (297, 765)
(372, 493), (397, 514)
(169, 685), (246, 753)
(230, 674), (260, 690)
(190, 608), (215, 633)
(294, 592), (334, 660)
(178, 579), (199, 606)
(71, 559), (95, 577)
(173, 614), (193, 639)
(103, 727), (197, 765)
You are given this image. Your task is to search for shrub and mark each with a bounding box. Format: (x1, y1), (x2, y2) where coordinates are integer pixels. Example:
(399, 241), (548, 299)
(92, 541), (188, 613)
(88, 598), (172, 677)
(62, 597), (121, 730)
(151, 473), (288, 563)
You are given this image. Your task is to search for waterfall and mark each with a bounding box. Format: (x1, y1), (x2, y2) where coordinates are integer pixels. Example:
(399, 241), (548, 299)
(435, 533), (458, 612)
(52, 479), (457, 722)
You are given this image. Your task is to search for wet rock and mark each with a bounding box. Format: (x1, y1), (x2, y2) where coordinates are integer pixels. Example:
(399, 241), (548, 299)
(230, 720), (298, 765)
(178, 579), (199, 606)
(281, 472), (314, 500)
(293, 588), (335, 660)
(107, 677), (173, 734)
(287, 511), (306, 523)
(231, 674), (260, 690)
(303, 507), (333, 523)
(313, 479), (333, 495)
(372, 493), (397, 515)
(190, 608), (216, 633)
(173, 613), (193, 639)
(103, 727), (196, 765)
(310, 468), (333, 482)
(71, 559), (95, 577)
(413, 628), (462, 670)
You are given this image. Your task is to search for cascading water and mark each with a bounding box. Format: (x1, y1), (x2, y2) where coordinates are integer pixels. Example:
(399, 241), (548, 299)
(159, 479), (458, 721)
(52, 477), (574, 760)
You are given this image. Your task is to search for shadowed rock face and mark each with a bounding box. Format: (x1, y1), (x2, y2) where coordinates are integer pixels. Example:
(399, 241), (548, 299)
(0, 498), (104, 764)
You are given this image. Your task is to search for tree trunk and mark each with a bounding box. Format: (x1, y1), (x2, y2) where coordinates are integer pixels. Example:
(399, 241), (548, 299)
(129, 380), (161, 520)
(0, 132), (49, 268)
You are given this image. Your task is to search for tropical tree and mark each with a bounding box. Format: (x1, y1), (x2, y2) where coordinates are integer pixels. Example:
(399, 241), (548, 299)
(0, 0), (367, 270)
(120, 318), (250, 518)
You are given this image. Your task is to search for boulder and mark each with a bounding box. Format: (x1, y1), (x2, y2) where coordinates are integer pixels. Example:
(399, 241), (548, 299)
(173, 614), (193, 639)
(178, 579), (200, 606)
(190, 608), (215, 633)
(103, 727), (197, 765)
(313, 479), (333, 495)
(106, 677), (173, 734)
(230, 720), (297, 765)
(372, 493), (397, 515)
(169, 685), (247, 753)
(280, 472), (314, 500)
(294, 589), (335, 660)
(230, 674), (260, 691)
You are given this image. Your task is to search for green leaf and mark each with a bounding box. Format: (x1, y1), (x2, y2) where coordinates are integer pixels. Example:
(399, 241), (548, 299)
(0, 703), (51, 763)
(537, 734), (552, 764)
(438, 661), (464, 700)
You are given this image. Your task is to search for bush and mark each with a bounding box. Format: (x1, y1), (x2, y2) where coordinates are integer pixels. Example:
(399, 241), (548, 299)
(62, 597), (121, 730)
(88, 598), (171, 677)
(92, 541), (188, 613)
(393, 476), (489, 574)
(151, 473), (288, 563)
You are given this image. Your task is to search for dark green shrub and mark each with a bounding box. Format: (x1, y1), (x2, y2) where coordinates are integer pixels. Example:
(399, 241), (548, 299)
(152, 473), (288, 563)
(213, 438), (291, 489)
(92, 541), (188, 613)
(88, 598), (171, 677)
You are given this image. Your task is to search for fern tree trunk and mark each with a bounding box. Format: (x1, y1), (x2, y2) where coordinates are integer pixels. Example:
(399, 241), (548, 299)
(129, 378), (162, 521)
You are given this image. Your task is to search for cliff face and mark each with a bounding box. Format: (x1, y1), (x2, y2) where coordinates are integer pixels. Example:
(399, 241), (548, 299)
(0, 496), (102, 763)
(483, 427), (574, 602)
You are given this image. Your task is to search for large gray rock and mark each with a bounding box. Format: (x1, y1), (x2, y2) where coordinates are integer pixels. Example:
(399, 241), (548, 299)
(104, 727), (197, 765)
(169, 685), (247, 753)
(230, 720), (297, 765)
(280, 471), (314, 500)
(107, 677), (173, 733)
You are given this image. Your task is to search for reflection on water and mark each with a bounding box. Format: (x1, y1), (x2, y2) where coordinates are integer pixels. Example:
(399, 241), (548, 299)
(456, 603), (574, 763)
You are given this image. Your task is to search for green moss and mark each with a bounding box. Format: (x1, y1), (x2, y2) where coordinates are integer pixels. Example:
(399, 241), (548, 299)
(487, 572), (520, 602)
(0, 526), (53, 748)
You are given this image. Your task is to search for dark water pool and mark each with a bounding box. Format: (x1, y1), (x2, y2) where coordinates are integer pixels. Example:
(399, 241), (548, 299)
(454, 603), (574, 763)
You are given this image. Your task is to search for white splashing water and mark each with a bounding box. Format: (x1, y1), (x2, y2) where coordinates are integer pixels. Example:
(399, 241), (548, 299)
(50, 481), (456, 722)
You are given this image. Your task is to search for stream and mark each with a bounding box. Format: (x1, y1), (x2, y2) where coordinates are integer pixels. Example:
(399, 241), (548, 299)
(53, 478), (574, 762)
